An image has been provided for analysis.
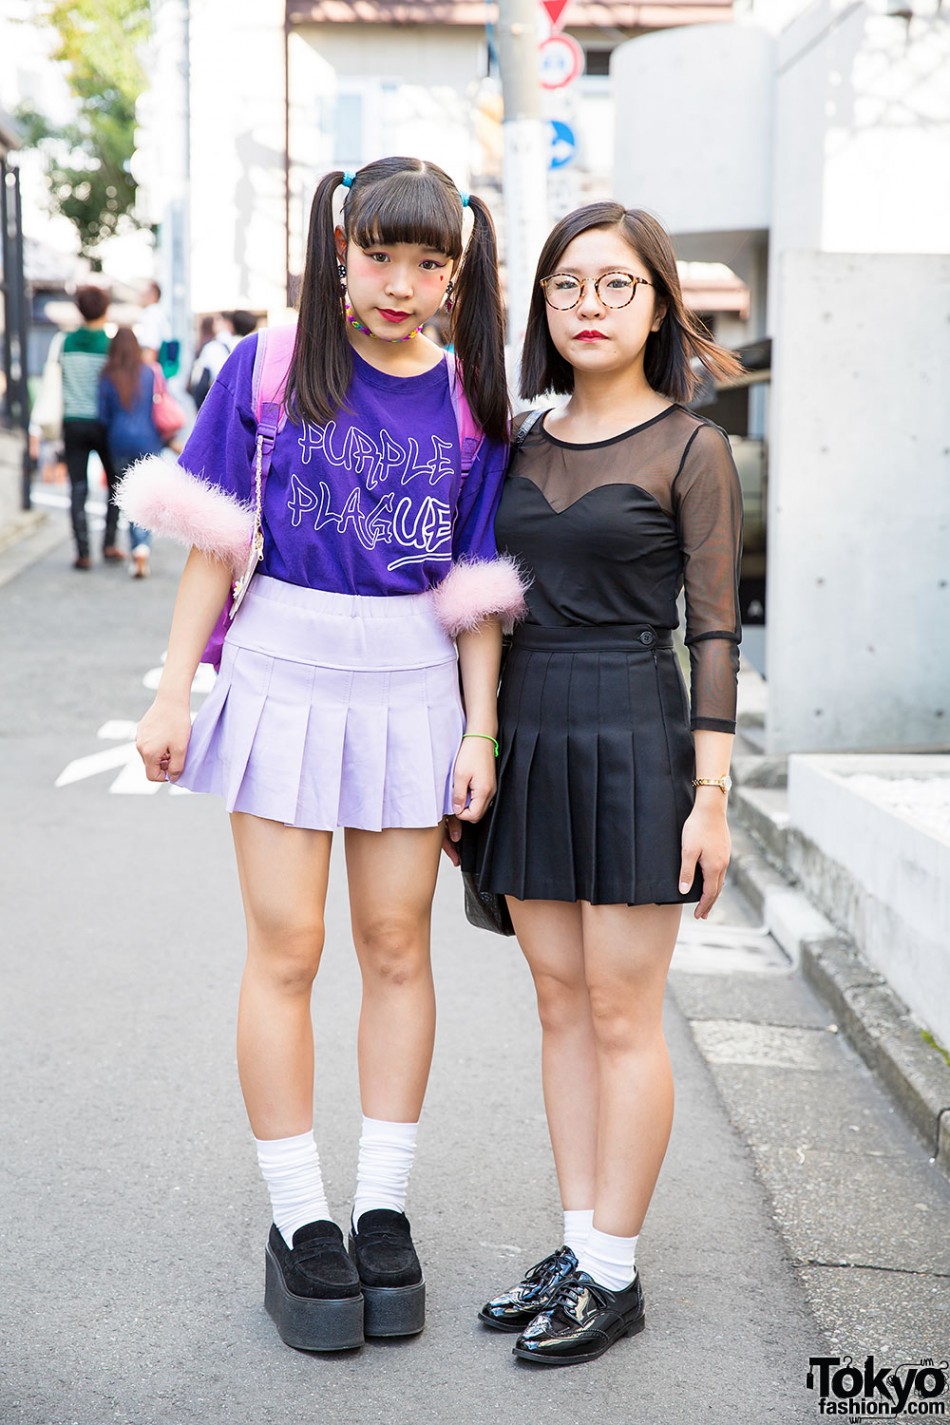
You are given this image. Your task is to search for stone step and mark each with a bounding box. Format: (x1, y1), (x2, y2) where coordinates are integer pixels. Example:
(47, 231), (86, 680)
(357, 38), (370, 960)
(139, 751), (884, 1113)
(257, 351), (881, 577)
(732, 782), (790, 869)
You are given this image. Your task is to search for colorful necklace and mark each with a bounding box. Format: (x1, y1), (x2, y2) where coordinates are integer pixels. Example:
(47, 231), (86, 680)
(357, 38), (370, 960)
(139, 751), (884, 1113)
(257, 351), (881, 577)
(346, 304), (422, 343)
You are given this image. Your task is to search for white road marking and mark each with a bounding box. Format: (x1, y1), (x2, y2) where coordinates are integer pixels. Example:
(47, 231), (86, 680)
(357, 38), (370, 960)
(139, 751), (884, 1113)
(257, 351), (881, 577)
(55, 713), (195, 795)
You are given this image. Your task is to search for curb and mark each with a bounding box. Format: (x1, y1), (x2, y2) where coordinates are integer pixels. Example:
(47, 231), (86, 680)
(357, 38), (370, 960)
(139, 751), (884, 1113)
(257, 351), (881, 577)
(0, 509), (69, 590)
(729, 798), (950, 1176)
(0, 507), (46, 556)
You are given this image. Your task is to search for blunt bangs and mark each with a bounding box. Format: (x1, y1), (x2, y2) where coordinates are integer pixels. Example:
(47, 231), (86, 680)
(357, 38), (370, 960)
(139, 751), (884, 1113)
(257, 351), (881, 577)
(348, 172), (463, 261)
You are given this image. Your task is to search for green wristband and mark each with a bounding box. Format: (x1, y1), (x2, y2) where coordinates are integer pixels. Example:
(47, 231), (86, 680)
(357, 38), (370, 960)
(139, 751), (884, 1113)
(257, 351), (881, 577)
(462, 732), (500, 757)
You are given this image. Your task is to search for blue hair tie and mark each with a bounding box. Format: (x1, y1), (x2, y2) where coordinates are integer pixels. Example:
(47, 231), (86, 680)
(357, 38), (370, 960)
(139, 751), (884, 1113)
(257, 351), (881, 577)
(342, 171), (355, 188)
(459, 191), (470, 208)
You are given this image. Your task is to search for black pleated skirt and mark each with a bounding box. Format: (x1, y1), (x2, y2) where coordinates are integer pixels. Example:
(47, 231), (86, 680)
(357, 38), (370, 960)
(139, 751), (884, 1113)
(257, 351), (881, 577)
(469, 623), (701, 907)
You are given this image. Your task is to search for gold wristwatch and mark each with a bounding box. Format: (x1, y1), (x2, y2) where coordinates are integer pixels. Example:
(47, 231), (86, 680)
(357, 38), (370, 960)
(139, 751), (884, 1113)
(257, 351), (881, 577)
(691, 776), (732, 795)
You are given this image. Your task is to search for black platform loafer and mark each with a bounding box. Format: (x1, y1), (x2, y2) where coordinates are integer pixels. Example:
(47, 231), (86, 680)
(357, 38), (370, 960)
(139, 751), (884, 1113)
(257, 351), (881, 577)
(264, 1220), (363, 1352)
(512, 1269), (645, 1366)
(478, 1245), (578, 1333)
(348, 1209), (425, 1338)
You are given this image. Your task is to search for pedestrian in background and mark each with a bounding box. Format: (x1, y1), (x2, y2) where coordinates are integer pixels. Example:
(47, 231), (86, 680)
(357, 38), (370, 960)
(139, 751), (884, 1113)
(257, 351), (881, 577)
(120, 157), (523, 1354)
(135, 279), (171, 366)
(98, 327), (165, 579)
(463, 203), (744, 1365)
(188, 310), (258, 410)
(61, 286), (121, 570)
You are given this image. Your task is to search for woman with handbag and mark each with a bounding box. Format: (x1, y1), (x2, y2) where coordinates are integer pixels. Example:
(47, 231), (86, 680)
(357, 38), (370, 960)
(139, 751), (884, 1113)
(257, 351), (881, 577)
(99, 327), (170, 578)
(460, 202), (744, 1366)
(117, 157), (525, 1354)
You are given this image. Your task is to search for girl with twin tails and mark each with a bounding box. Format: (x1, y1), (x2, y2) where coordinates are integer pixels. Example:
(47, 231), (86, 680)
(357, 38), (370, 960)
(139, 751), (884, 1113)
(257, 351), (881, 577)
(119, 156), (525, 1354)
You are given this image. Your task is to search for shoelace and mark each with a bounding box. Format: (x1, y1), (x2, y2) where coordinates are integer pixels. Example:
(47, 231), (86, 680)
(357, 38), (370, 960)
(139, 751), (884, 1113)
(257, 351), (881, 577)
(523, 1247), (575, 1293)
(550, 1273), (611, 1319)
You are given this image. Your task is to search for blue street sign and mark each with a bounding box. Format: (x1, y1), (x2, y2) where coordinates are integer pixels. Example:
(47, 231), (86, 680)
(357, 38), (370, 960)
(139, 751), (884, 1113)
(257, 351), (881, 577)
(548, 119), (576, 170)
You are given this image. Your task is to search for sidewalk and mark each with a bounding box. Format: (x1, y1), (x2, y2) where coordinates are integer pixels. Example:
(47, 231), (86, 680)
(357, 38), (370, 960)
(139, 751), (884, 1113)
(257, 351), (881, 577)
(1, 515), (948, 1425)
(728, 665), (950, 1179)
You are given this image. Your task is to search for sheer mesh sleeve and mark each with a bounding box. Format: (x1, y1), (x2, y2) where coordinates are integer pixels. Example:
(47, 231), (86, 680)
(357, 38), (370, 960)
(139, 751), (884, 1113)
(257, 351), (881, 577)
(673, 423), (743, 732)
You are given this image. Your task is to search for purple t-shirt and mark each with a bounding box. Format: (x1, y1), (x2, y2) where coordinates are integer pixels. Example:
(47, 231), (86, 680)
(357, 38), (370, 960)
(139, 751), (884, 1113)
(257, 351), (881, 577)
(178, 336), (507, 596)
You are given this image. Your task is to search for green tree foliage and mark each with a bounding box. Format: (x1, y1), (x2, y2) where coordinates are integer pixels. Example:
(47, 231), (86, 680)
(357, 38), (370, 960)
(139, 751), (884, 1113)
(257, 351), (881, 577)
(17, 0), (151, 262)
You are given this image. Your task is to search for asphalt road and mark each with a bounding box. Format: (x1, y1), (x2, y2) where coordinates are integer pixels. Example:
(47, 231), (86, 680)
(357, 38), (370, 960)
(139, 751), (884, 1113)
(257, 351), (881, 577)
(2, 502), (947, 1425)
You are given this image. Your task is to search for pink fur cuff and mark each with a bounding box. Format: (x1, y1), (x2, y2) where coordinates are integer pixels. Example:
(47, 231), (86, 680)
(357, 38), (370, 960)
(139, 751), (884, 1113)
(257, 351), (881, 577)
(430, 555), (530, 638)
(115, 456), (255, 573)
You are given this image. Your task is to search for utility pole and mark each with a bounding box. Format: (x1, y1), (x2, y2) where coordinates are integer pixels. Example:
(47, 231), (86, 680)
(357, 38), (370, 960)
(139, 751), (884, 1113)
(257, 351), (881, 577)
(151, 0), (192, 386)
(497, 0), (549, 388)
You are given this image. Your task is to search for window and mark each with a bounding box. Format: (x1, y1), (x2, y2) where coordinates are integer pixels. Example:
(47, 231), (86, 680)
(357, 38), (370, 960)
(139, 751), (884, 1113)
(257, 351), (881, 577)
(584, 49), (611, 77)
(334, 92), (364, 169)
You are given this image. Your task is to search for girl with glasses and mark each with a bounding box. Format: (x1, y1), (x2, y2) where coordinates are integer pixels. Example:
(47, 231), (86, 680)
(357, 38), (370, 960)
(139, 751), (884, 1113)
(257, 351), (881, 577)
(118, 157), (525, 1354)
(457, 202), (743, 1365)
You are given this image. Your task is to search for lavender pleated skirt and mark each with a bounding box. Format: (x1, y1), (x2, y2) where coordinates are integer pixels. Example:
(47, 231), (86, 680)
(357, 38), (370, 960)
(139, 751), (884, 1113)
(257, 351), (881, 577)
(178, 576), (464, 831)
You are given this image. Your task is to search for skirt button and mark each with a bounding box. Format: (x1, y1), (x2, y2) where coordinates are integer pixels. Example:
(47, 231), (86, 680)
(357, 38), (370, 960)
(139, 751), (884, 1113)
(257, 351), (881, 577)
(639, 630), (654, 645)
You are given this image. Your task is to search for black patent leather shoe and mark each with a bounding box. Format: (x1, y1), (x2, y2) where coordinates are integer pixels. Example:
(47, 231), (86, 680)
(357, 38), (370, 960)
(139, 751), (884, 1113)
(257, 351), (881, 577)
(264, 1221), (363, 1352)
(478, 1246), (578, 1333)
(512, 1269), (645, 1365)
(348, 1209), (425, 1337)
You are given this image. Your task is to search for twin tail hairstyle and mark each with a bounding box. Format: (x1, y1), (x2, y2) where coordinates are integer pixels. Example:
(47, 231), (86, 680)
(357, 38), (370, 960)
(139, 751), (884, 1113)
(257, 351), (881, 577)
(288, 156), (510, 445)
(520, 202), (744, 404)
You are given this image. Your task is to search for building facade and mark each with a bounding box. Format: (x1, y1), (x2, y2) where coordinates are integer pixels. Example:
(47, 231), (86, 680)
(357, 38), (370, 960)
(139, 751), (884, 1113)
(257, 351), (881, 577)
(140, 0), (734, 321)
(613, 0), (950, 756)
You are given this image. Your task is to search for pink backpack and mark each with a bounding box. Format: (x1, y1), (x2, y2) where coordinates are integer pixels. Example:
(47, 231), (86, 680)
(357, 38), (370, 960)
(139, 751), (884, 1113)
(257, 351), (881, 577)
(201, 327), (484, 668)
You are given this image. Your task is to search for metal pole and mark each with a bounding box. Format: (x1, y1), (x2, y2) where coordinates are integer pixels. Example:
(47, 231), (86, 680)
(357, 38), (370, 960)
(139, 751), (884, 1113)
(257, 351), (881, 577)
(497, 0), (549, 388)
(0, 158), (13, 428)
(12, 163), (32, 508)
(154, 0), (192, 386)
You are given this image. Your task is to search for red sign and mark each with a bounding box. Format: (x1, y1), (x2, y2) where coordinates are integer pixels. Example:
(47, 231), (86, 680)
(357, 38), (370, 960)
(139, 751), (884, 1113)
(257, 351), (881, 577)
(538, 32), (584, 90)
(541, 0), (572, 29)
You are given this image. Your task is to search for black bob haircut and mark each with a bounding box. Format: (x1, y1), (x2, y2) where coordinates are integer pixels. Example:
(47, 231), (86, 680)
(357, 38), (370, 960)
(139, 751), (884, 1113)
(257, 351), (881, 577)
(520, 202), (743, 404)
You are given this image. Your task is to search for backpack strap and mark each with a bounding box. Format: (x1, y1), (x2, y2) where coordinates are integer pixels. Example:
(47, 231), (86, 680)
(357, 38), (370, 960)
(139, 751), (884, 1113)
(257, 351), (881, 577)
(249, 325), (296, 489)
(443, 349), (484, 477)
(251, 325), (295, 423)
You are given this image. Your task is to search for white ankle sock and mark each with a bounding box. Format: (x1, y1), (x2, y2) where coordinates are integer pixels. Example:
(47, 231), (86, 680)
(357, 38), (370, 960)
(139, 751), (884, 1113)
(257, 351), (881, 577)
(352, 1116), (419, 1229)
(255, 1130), (332, 1248)
(562, 1208), (594, 1257)
(575, 1226), (639, 1291)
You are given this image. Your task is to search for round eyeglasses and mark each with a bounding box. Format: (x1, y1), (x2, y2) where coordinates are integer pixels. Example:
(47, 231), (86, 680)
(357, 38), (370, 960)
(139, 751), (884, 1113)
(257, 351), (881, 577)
(540, 271), (653, 311)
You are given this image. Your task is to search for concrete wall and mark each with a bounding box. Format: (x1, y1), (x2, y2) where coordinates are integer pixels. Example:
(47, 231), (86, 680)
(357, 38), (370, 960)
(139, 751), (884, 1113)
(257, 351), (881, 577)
(769, 3), (950, 333)
(788, 754), (950, 1048)
(611, 23), (773, 268)
(766, 249), (950, 754)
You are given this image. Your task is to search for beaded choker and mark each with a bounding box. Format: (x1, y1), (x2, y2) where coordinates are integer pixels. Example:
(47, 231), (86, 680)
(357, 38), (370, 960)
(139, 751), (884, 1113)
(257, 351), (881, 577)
(346, 305), (422, 343)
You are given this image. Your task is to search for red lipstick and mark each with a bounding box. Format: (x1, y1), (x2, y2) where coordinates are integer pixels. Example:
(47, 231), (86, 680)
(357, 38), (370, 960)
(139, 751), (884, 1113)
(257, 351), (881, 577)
(575, 330), (607, 340)
(379, 309), (411, 323)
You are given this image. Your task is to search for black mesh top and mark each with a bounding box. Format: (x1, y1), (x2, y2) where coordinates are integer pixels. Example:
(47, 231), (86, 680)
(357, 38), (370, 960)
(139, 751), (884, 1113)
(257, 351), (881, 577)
(496, 405), (743, 732)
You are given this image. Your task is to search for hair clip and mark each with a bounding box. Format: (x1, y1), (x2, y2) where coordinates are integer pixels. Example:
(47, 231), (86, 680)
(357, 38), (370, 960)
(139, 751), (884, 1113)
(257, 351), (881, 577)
(459, 191), (470, 208)
(342, 171), (356, 188)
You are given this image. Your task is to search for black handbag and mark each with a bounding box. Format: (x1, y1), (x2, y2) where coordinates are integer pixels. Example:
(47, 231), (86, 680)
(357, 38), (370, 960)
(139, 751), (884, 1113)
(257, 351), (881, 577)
(461, 870), (515, 936)
(459, 822), (515, 937)
(457, 410), (541, 940)
(461, 866), (512, 934)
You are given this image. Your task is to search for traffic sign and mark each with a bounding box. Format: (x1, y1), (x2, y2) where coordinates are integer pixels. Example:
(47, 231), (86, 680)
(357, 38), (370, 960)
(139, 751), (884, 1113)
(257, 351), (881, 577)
(548, 119), (577, 169)
(541, 0), (572, 28)
(538, 32), (584, 90)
